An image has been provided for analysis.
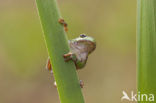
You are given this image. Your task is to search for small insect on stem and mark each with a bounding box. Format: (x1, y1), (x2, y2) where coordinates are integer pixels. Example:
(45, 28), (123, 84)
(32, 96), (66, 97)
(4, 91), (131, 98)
(58, 18), (68, 32)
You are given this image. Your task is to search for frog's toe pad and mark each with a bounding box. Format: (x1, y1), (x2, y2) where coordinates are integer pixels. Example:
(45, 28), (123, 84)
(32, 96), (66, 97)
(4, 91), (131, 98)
(80, 80), (84, 88)
(54, 81), (57, 88)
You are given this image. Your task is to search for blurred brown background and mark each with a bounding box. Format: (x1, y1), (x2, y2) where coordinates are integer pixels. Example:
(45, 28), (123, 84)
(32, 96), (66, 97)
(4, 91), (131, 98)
(0, 0), (136, 103)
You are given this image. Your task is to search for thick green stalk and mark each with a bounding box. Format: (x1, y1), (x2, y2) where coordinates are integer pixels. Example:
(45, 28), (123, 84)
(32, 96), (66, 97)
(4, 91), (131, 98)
(137, 0), (156, 101)
(36, 0), (84, 103)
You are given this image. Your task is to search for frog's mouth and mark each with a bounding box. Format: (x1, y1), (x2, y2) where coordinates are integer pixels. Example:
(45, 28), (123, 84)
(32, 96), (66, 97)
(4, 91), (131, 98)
(88, 41), (96, 54)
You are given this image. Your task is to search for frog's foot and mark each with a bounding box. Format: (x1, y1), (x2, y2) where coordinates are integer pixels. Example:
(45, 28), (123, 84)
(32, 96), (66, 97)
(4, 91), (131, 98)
(80, 80), (84, 88)
(63, 52), (73, 62)
(58, 18), (68, 32)
(46, 57), (53, 74)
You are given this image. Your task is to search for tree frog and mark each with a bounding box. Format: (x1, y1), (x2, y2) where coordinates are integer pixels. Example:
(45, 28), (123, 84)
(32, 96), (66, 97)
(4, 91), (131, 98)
(63, 34), (96, 69)
(46, 19), (96, 88)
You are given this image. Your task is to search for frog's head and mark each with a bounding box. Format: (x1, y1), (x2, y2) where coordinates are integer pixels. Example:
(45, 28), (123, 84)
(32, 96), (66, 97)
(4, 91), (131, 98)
(75, 34), (96, 54)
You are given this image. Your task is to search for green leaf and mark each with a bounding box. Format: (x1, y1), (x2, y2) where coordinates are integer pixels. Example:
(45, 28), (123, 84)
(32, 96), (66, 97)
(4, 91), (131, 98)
(36, 0), (85, 103)
(137, 0), (156, 101)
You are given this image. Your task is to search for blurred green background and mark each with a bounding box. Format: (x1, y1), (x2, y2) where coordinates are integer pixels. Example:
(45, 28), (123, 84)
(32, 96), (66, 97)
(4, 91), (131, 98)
(0, 0), (136, 103)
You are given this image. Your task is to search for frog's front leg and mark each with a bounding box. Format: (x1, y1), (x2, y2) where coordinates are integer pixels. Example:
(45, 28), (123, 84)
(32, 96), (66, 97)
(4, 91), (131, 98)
(63, 52), (76, 62)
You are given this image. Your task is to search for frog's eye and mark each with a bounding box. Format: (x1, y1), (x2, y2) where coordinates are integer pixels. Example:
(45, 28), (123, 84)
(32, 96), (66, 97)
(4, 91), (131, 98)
(80, 34), (87, 38)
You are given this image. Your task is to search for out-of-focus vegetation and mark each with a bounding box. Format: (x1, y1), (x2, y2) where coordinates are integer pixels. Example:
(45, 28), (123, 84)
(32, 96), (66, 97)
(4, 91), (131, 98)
(137, 0), (156, 102)
(0, 0), (136, 103)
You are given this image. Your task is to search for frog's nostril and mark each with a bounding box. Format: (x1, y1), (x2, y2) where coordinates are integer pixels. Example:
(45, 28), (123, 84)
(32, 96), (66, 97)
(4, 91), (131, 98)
(80, 34), (86, 38)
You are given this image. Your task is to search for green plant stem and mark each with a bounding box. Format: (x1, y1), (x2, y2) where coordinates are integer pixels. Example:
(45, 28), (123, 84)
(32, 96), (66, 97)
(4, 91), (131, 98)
(36, 0), (85, 103)
(137, 0), (156, 100)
